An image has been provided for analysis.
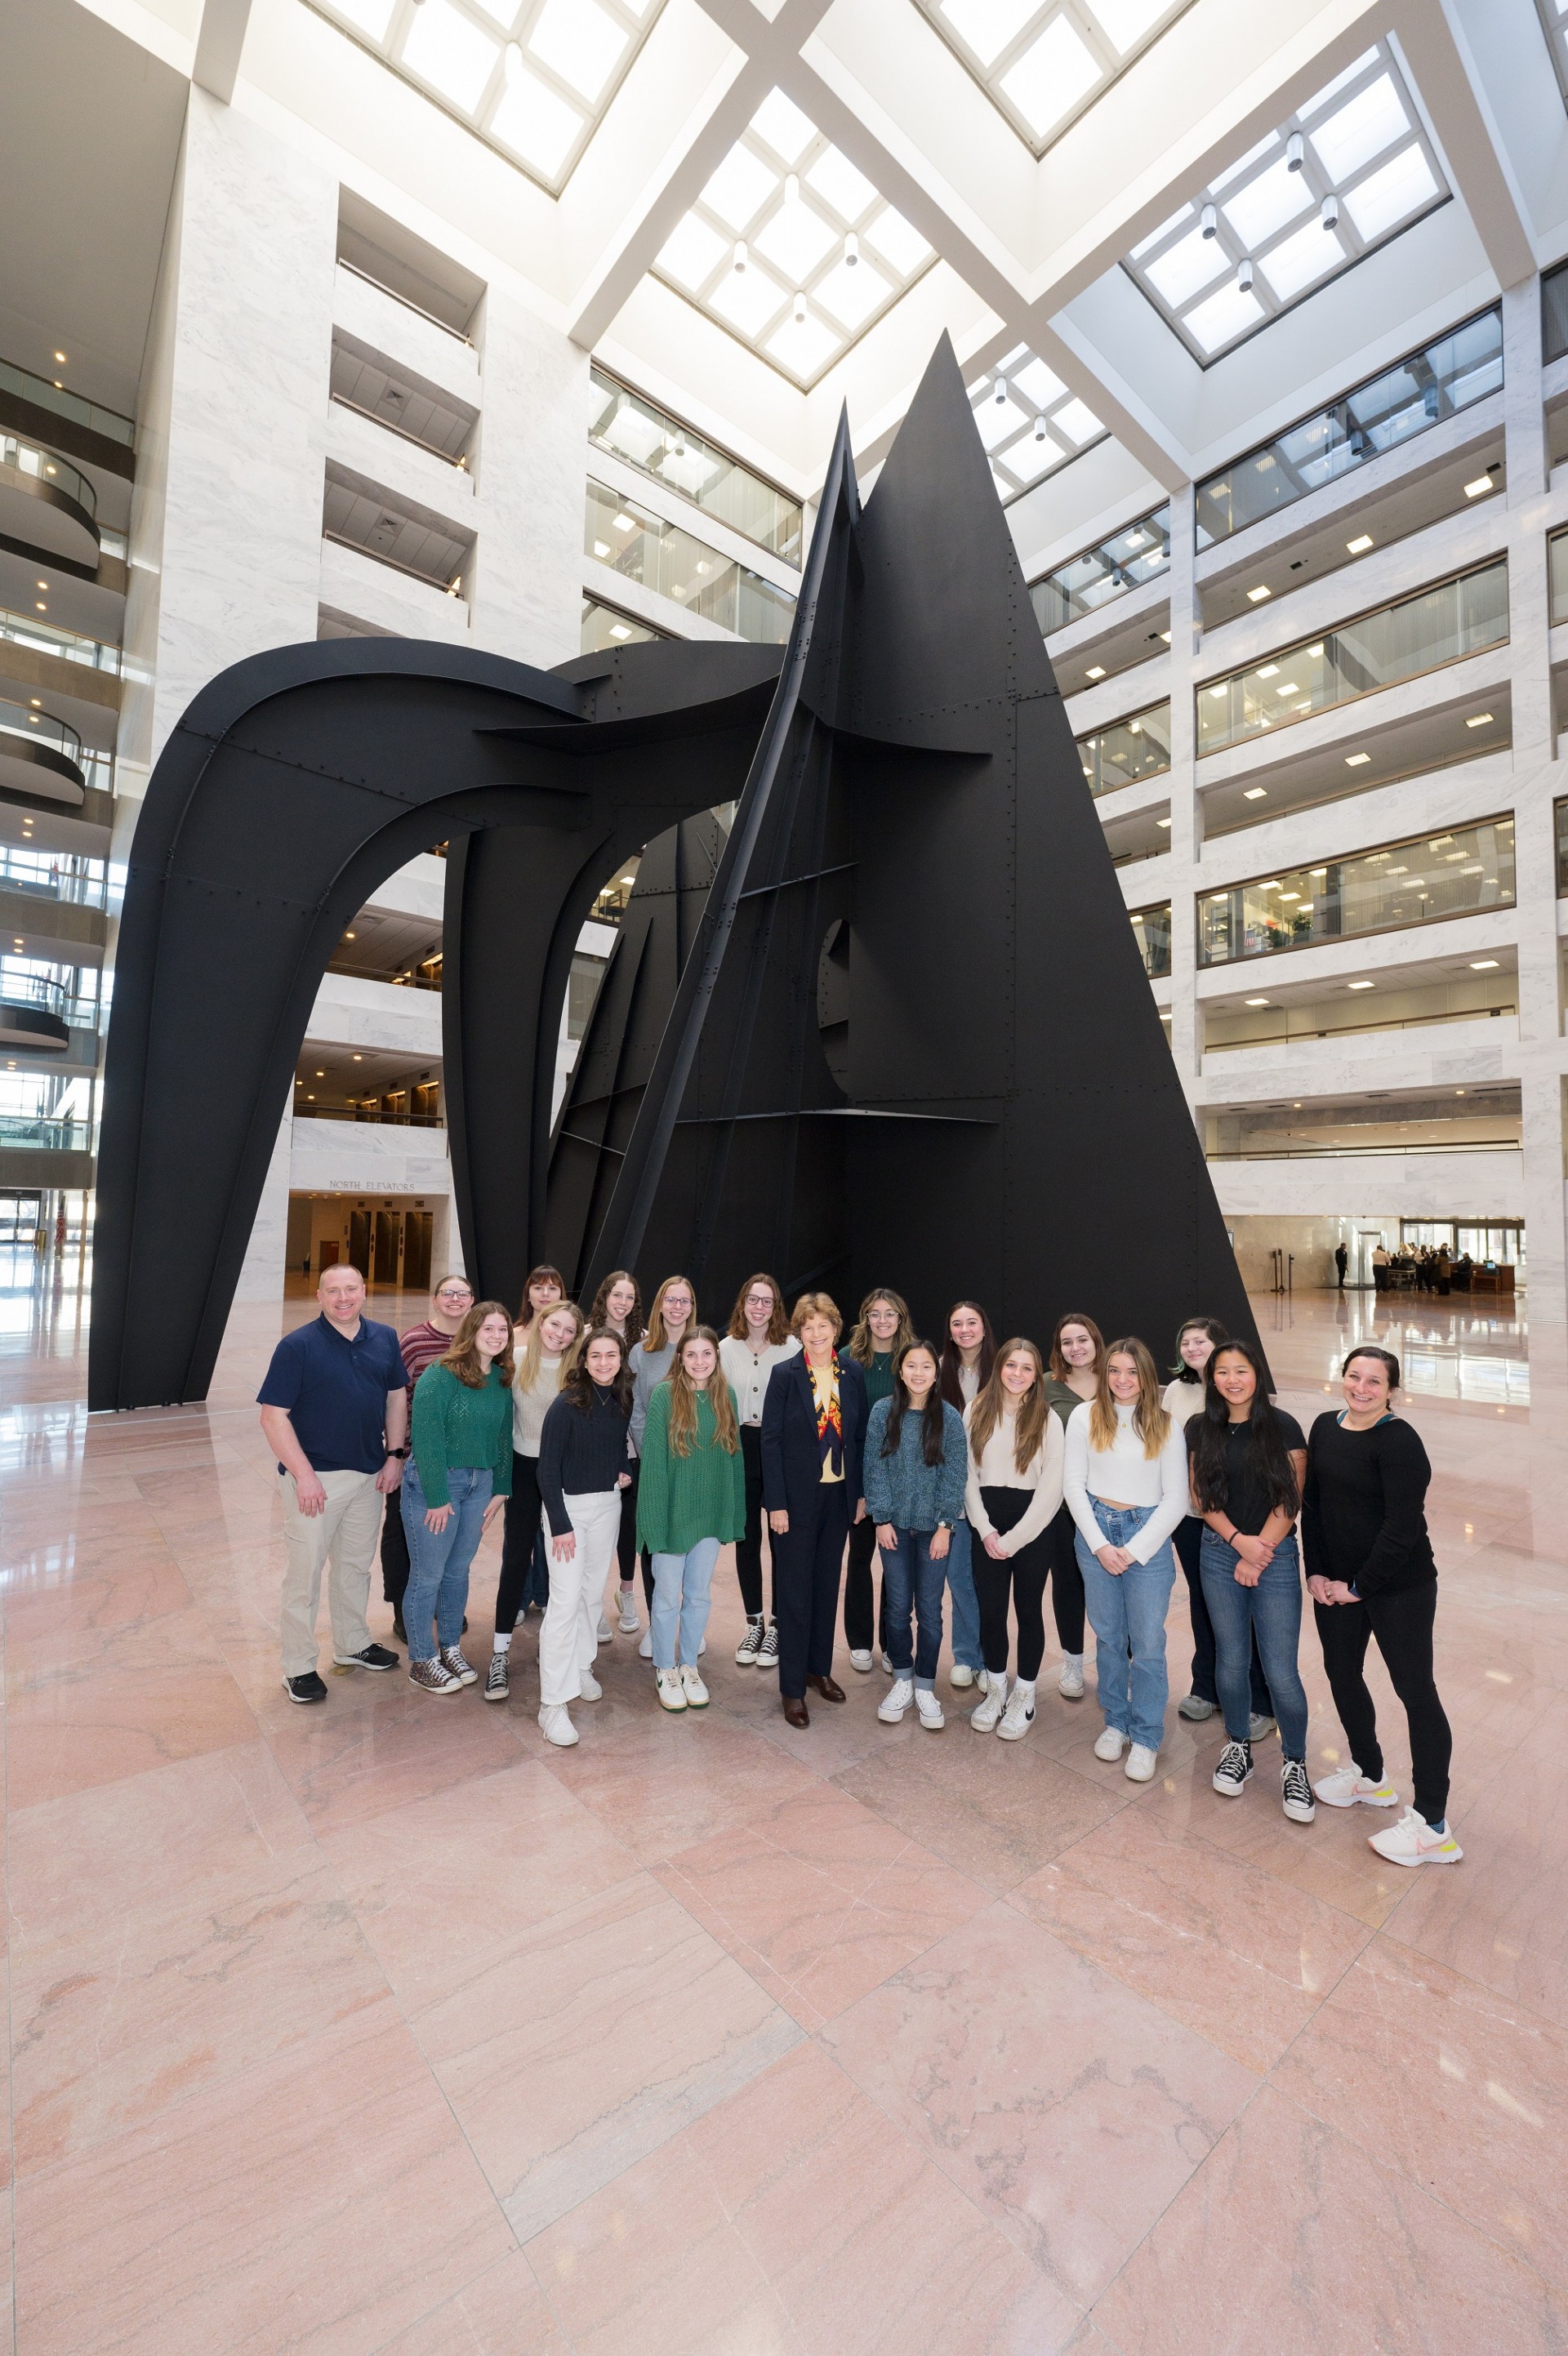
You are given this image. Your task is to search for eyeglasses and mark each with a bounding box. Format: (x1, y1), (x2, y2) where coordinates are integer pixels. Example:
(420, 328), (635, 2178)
(437, 1288), (474, 1302)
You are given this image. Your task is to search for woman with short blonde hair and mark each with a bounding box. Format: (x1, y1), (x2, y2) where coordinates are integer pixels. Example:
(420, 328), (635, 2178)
(761, 1293), (867, 1727)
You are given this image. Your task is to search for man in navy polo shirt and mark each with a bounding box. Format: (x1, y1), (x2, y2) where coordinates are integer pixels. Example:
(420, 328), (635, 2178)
(258, 1263), (408, 1704)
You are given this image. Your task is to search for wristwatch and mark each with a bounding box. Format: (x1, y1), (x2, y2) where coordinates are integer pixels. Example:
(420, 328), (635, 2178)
(386, 1445), (409, 1459)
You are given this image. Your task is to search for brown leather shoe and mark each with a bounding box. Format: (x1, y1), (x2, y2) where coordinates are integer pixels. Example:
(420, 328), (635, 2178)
(782, 1695), (810, 1728)
(807, 1673), (846, 1704)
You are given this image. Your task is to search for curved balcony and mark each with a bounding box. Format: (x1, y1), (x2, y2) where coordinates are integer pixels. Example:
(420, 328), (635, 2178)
(0, 700), (87, 807)
(0, 1003), (69, 1053)
(0, 433), (99, 567)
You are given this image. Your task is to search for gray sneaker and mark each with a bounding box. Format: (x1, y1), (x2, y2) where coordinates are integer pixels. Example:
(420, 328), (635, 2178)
(1249, 1712), (1278, 1744)
(1178, 1693), (1218, 1721)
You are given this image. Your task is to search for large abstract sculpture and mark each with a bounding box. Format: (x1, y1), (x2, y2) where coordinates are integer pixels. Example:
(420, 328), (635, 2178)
(91, 338), (1256, 1414)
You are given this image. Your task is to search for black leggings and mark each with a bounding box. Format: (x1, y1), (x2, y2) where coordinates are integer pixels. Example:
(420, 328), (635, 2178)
(495, 1452), (545, 1635)
(381, 1487), (409, 1608)
(734, 1427), (774, 1620)
(617, 1462), (639, 1583)
(843, 1510), (891, 1653)
(1041, 1501), (1085, 1655)
(1174, 1515), (1274, 1715)
(1314, 1580), (1451, 1824)
(973, 1487), (1051, 1681)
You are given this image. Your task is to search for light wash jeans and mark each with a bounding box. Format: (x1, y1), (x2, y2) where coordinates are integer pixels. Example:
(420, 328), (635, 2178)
(650, 1535), (721, 1670)
(1076, 1503), (1177, 1753)
(1199, 1528), (1309, 1756)
(401, 1462), (492, 1662)
(943, 1517), (983, 1672)
(880, 1528), (947, 1690)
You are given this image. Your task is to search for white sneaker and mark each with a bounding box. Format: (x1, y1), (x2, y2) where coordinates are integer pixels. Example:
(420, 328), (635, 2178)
(879, 1677), (913, 1723)
(679, 1664), (709, 1708)
(537, 1704), (578, 1748)
(596, 1614), (613, 1645)
(1058, 1655), (1085, 1699)
(735, 1616), (764, 1666)
(617, 1590), (641, 1636)
(915, 1689), (946, 1730)
(1368, 1806), (1463, 1867)
(949, 1663), (976, 1690)
(1094, 1725), (1127, 1761)
(655, 1668), (687, 1712)
(970, 1677), (1007, 1733)
(849, 1648), (874, 1673)
(638, 1630), (653, 1660)
(880, 1650), (895, 1675)
(1125, 1744), (1159, 1782)
(996, 1683), (1036, 1741)
(977, 1668), (990, 1695)
(577, 1667), (603, 1703)
(1313, 1762), (1399, 1810)
(698, 1636), (707, 1656)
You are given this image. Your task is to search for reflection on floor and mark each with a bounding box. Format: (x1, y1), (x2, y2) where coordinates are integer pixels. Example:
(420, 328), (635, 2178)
(2, 1267), (1565, 2353)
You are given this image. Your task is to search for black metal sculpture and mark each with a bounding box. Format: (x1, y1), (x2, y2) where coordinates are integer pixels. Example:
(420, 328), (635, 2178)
(91, 336), (1255, 1414)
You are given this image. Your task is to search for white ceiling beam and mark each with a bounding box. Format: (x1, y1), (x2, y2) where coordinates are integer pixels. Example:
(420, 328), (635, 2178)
(1392, 0), (1535, 289)
(193, 0), (252, 101)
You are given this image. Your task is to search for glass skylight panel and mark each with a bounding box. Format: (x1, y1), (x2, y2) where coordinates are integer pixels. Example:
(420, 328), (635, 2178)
(1120, 44), (1449, 364)
(308, 0), (663, 194)
(1534, 0), (1568, 109)
(649, 92), (935, 389)
(919, 0), (1193, 155)
(969, 349), (1110, 498)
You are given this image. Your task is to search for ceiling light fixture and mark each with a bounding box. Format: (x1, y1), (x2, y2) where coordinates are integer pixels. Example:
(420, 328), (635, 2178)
(1321, 194), (1339, 230)
(1243, 786), (1268, 799)
(1345, 751), (1371, 766)
(1285, 131), (1304, 171)
(1246, 583), (1271, 602)
(1237, 257), (1254, 292)
(792, 290), (807, 323)
(1245, 996), (1270, 1006)
(1200, 203), (1218, 238)
(1463, 473), (1493, 497)
(994, 378), (1008, 404)
(733, 239), (747, 273)
(1085, 664), (1105, 679)
(1033, 414), (1047, 442)
(1465, 712), (1494, 727)
(1347, 533), (1373, 553)
(1348, 980), (1374, 990)
(844, 232), (858, 268)
(1470, 958), (1500, 969)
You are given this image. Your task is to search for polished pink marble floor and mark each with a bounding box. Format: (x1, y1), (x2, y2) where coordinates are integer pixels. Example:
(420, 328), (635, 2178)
(1, 1267), (1562, 2353)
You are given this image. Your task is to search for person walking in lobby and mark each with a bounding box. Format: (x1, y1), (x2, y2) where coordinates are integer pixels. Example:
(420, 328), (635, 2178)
(486, 1298), (585, 1702)
(1334, 1241), (1348, 1290)
(1305, 1346), (1462, 1865)
(963, 1338), (1065, 1741)
(840, 1288), (913, 1675)
(261, 1263), (408, 1704)
(628, 1275), (697, 1654)
(1040, 1312), (1104, 1702)
(1187, 1339), (1315, 1824)
(379, 1272), (474, 1643)
(762, 1292), (867, 1728)
(719, 1272), (799, 1669)
(537, 1328), (634, 1748)
(402, 1303), (514, 1693)
(938, 1300), (996, 1693)
(589, 1269), (645, 1633)
(864, 1336), (966, 1730)
(1372, 1241), (1390, 1292)
(637, 1324), (746, 1712)
(1065, 1338), (1187, 1781)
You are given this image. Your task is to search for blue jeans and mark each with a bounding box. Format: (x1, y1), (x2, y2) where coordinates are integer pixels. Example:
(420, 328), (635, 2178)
(1076, 1504), (1176, 1753)
(650, 1535), (721, 1670)
(1199, 1529), (1308, 1756)
(401, 1463), (493, 1661)
(880, 1528), (947, 1690)
(944, 1517), (982, 1672)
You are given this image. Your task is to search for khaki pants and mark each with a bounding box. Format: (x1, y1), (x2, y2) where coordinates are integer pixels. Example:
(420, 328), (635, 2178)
(278, 1467), (381, 1676)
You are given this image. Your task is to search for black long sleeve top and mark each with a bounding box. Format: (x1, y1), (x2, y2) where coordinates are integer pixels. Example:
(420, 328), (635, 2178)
(538, 1386), (631, 1537)
(1302, 1411), (1436, 1598)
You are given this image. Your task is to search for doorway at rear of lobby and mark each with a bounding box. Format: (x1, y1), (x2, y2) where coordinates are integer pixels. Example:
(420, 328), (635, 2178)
(286, 1191), (448, 1296)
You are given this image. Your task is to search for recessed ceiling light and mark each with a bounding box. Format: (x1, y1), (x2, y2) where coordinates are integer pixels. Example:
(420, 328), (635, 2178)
(53, 352), (65, 364)
(352, 1053), (363, 1061)
(1085, 664), (1105, 679)
(1243, 785), (1267, 799)
(1345, 751), (1371, 766)
(1470, 958), (1500, 970)
(1346, 533), (1373, 553)
(345, 930), (356, 939)
(1245, 996), (1270, 1006)
(1348, 980), (1375, 991)
(1463, 474), (1493, 497)
(1156, 817), (1171, 828)
(1464, 713), (1493, 728)
(1246, 584), (1271, 603)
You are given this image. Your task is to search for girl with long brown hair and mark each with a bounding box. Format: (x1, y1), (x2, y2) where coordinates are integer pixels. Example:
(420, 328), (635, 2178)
(937, 1301), (994, 1690)
(840, 1288), (914, 1674)
(1038, 1312), (1103, 1702)
(635, 1326), (746, 1712)
(718, 1273), (799, 1667)
(1063, 1336), (1187, 1783)
(516, 1265), (566, 1329)
(402, 1302), (515, 1695)
(963, 1338), (1065, 1741)
(590, 1271), (645, 1633)
(1163, 1316), (1274, 1737)
(626, 1275), (697, 1653)
(486, 1298), (585, 1704)
(536, 1327), (634, 1748)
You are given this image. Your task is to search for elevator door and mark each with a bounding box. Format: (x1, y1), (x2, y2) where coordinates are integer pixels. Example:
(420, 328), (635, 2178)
(403, 1210), (432, 1292)
(0, 1193), (41, 1247)
(373, 1209), (401, 1286)
(348, 1209), (370, 1278)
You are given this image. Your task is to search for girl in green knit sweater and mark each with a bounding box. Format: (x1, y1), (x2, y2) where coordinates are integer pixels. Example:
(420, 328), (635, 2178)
(403, 1302), (514, 1695)
(636, 1325), (746, 1712)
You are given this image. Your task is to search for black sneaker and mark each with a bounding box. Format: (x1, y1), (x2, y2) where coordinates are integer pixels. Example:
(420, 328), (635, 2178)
(335, 1644), (398, 1671)
(283, 1671), (327, 1704)
(1281, 1757), (1316, 1824)
(1212, 1739), (1253, 1797)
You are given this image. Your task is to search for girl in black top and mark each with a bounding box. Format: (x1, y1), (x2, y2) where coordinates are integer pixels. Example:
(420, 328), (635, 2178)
(535, 1329), (633, 1751)
(1303, 1346), (1460, 1866)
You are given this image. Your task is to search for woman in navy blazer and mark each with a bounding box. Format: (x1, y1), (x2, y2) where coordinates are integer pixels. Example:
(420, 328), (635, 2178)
(761, 1290), (867, 1727)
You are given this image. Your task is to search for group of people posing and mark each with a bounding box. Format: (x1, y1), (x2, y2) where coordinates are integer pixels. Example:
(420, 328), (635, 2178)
(256, 1261), (1462, 1873)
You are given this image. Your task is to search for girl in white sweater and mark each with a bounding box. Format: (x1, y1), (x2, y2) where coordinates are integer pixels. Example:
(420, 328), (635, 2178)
(963, 1338), (1066, 1742)
(489, 1299), (585, 1701)
(1063, 1335), (1187, 1783)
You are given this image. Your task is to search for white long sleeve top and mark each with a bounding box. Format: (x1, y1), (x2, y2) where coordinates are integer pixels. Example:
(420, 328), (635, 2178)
(1161, 1376), (1206, 1429)
(1062, 1399), (1188, 1564)
(718, 1334), (800, 1427)
(963, 1402), (1065, 1555)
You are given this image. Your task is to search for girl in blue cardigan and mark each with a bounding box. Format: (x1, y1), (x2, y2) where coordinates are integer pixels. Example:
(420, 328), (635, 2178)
(863, 1338), (967, 1730)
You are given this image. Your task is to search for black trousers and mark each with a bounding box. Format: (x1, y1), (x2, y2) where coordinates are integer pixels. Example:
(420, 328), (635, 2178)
(1174, 1515), (1274, 1714)
(1041, 1501), (1085, 1655)
(735, 1427), (775, 1619)
(1314, 1579), (1451, 1824)
(973, 1488), (1051, 1681)
(774, 1483), (849, 1699)
(495, 1452), (546, 1634)
(843, 1510), (891, 1653)
(380, 1488), (409, 1609)
(617, 1462), (654, 1608)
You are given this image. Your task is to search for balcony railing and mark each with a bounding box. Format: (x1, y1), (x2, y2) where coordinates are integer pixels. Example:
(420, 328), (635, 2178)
(295, 1102), (444, 1127)
(0, 608), (120, 674)
(0, 1113), (91, 1151)
(590, 369), (803, 566)
(1196, 306), (1503, 546)
(0, 357), (134, 448)
(1557, 796), (1568, 893)
(0, 850), (107, 907)
(586, 480), (795, 645)
(1031, 505), (1170, 639)
(1198, 816), (1516, 967)
(1131, 902), (1171, 979)
(1196, 559), (1508, 756)
(1, 434), (96, 523)
(0, 697), (83, 768)
(1078, 701), (1171, 796)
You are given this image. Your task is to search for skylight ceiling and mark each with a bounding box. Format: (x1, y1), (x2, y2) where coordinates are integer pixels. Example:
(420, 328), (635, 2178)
(915, 0), (1193, 154)
(1124, 46), (1450, 364)
(1536, 0), (1568, 105)
(969, 346), (1107, 498)
(653, 91), (935, 390)
(310, 0), (662, 194)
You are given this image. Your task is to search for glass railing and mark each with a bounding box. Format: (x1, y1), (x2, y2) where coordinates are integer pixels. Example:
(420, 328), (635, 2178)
(1546, 259), (1568, 367)
(335, 257), (475, 346)
(585, 480), (795, 645)
(1196, 307), (1503, 548)
(1131, 902), (1171, 978)
(0, 697), (83, 768)
(99, 528), (127, 561)
(293, 1101), (444, 1127)
(1556, 797), (1568, 893)
(1031, 505), (1170, 638)
(1198, 817), (1516, 966)
(590, 369), (803, 566)
(0, 1113), (92, 1151)
(0, 850), (106, 907)
(1550, 528), (1568, 627)
(581, 595), (662, 654)
(0, 358), (134, 448)
(0, 608), (120, 673)
(1, 434), (96, 523)
(1196, 559), (1508, 755)
(1078, 701), (1171, 796)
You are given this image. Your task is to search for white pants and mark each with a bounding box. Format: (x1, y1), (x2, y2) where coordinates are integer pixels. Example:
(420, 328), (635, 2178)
(278, 1467), (381, 1676)
(540, 1490), (621, 1707)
